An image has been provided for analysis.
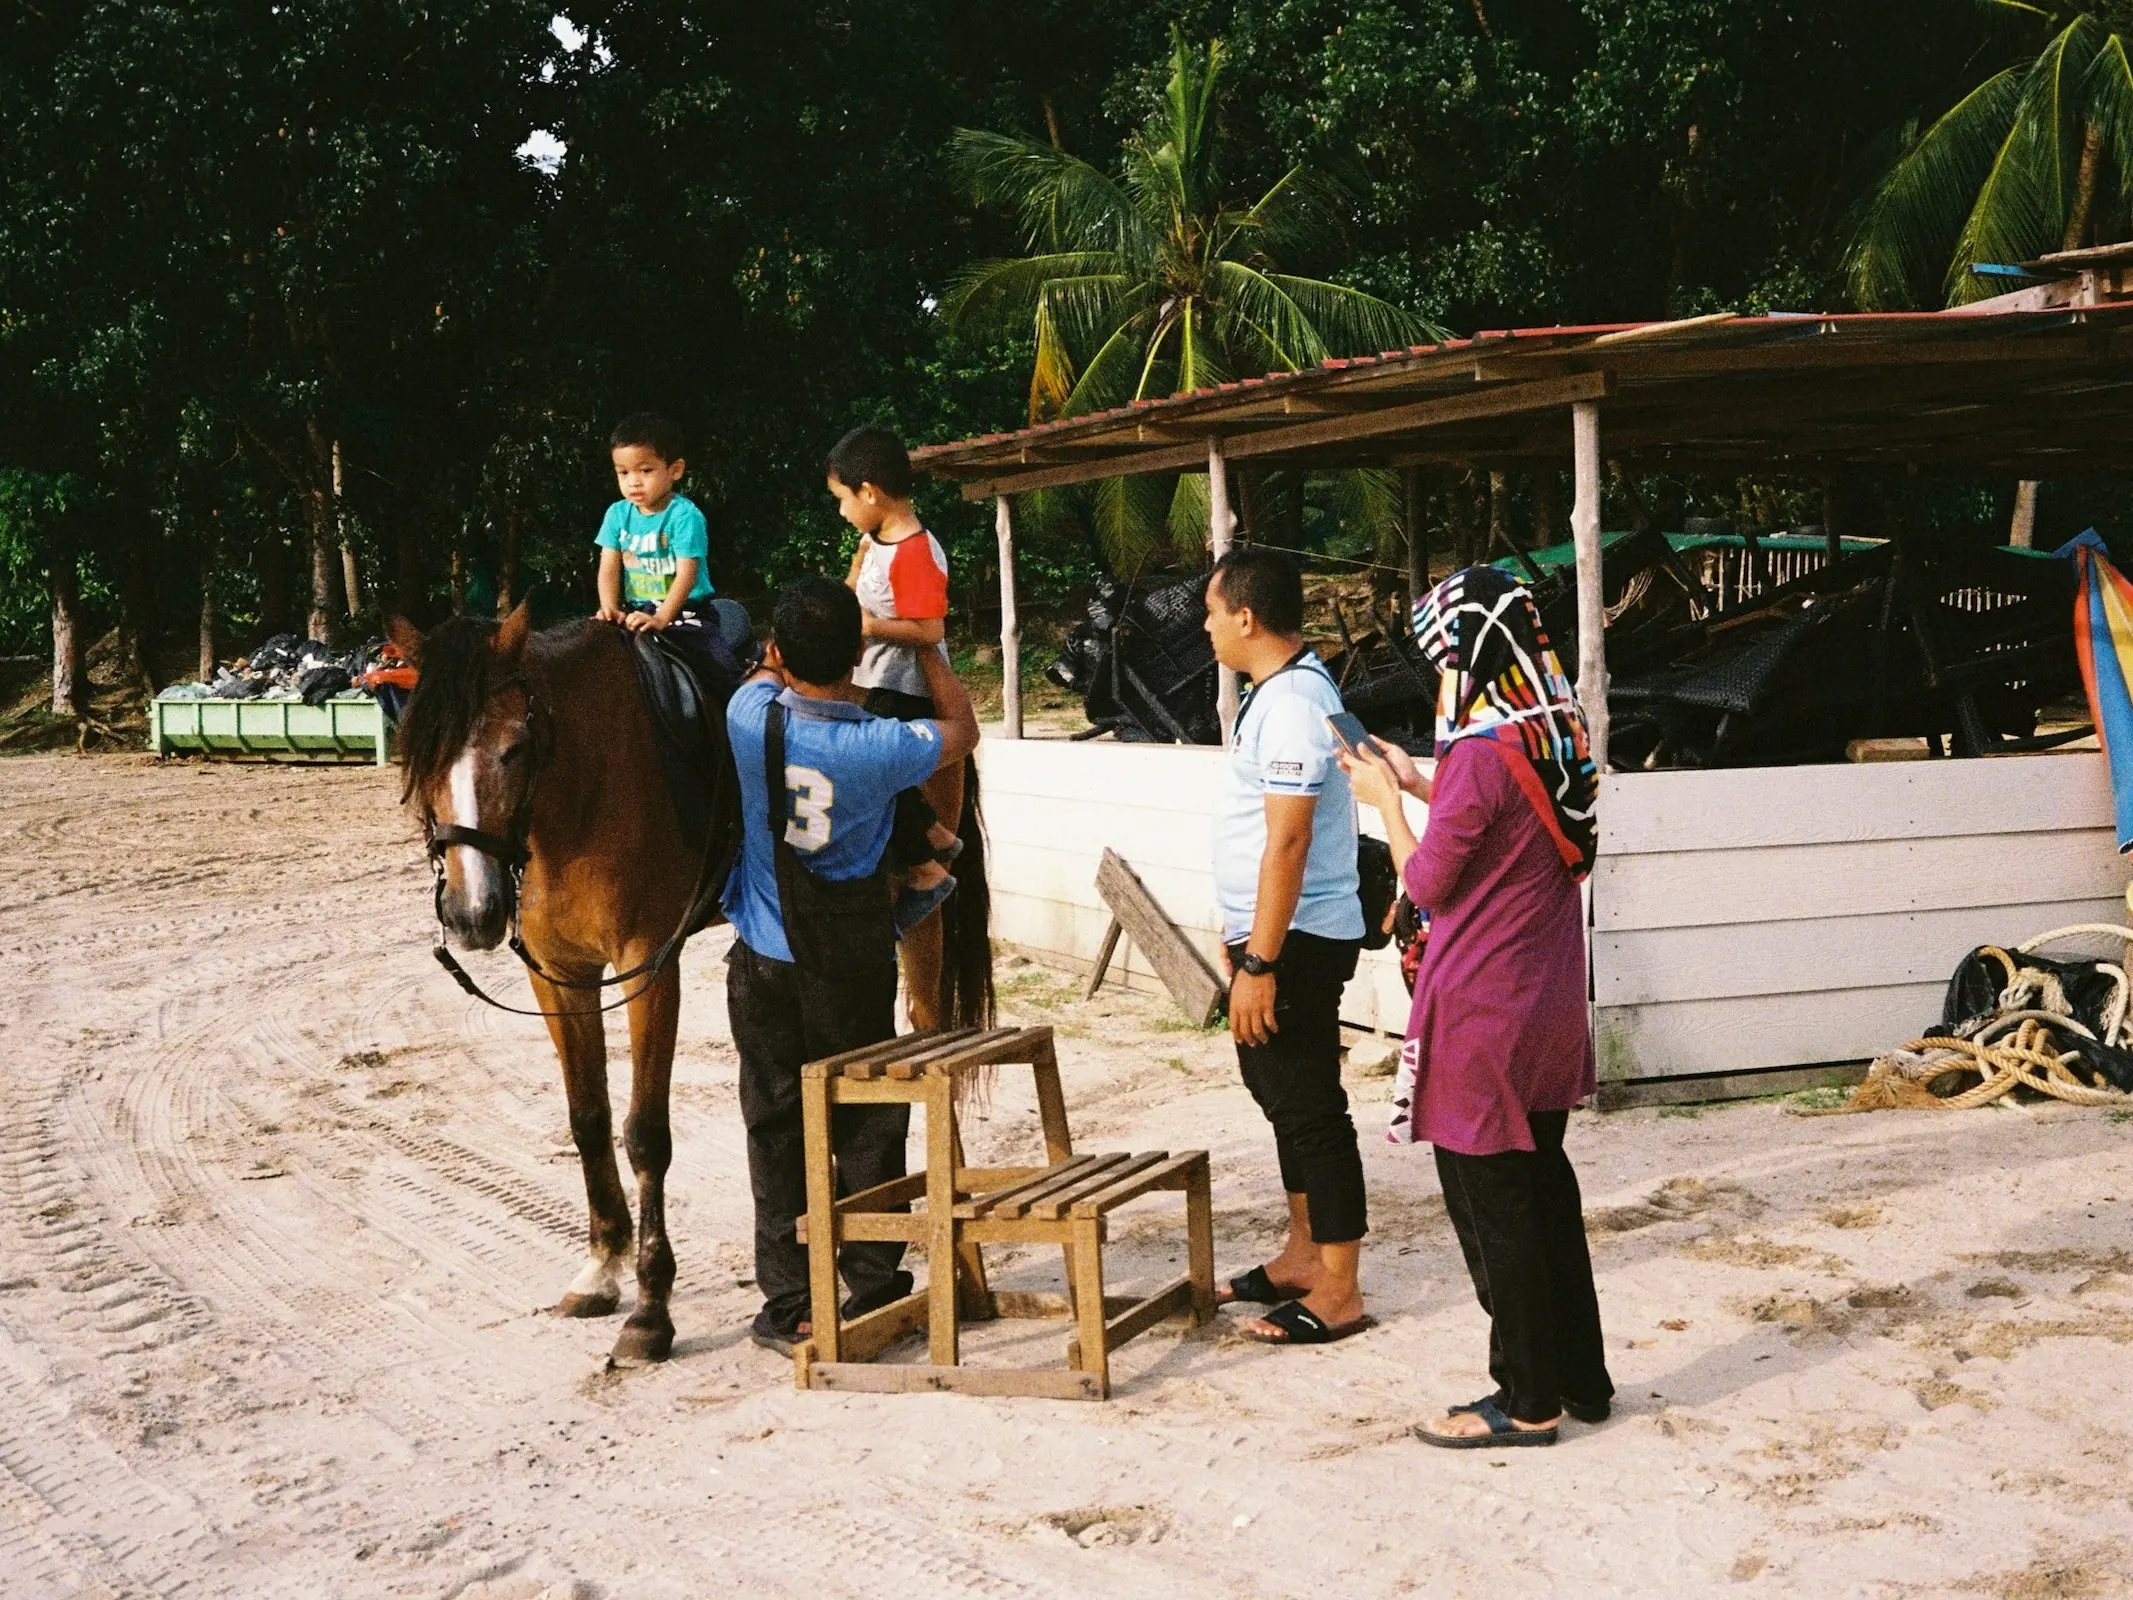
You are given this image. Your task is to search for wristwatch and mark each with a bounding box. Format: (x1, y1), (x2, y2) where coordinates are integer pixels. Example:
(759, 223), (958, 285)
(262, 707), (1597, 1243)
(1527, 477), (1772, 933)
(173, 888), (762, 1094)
(1237, 951), (1281, 977)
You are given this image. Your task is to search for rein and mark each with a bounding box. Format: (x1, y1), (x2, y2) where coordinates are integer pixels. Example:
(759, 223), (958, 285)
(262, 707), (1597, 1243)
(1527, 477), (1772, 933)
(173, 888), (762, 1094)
(423, 676), (737, 1019)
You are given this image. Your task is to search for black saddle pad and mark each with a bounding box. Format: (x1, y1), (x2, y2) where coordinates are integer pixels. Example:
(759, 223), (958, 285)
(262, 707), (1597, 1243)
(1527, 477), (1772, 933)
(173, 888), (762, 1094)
(628, 626), (743, 876)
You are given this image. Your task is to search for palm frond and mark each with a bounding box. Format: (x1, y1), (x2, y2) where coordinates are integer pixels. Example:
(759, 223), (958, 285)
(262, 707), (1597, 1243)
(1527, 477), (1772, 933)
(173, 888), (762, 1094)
(1847, 67), (2025, 307)
(1260, 271), (1443, 353)
(1028, 292), (1076, 423)
(948, 128), (1149, 255)
(1325, 468), (1404, 560)
(1061, 307), (1162, 417)
(1948, 25), (2097, 299)
(1167, 470), (1212, 555)
(938, 253), (1123, 335)
(1090, 470), (1179, 573)
(2086, 33), (2133, 233)
(1231, 166), (1352, 261)
(1207, 261), (1327, 371)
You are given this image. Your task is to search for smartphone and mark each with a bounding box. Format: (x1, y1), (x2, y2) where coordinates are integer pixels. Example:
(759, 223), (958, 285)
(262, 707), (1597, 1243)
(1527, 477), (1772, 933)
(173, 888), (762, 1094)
(1325, 712), (1379, 759)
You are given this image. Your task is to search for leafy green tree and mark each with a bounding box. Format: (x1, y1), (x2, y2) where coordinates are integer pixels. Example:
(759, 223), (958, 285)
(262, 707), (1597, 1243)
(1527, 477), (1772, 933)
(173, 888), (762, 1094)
(1851, 4), (2133, 306)
(944, 29), (1436, 566)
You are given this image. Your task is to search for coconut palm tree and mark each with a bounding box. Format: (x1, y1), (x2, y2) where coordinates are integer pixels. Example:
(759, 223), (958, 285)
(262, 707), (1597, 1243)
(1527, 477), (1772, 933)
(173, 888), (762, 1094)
(944, 29), (1441, 568)
(1850, 4), (2133, 307)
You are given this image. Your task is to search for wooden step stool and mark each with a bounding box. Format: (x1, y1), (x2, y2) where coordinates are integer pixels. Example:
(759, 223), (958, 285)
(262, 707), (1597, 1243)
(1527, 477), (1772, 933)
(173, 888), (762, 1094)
(792, 1024), (1214, 1399)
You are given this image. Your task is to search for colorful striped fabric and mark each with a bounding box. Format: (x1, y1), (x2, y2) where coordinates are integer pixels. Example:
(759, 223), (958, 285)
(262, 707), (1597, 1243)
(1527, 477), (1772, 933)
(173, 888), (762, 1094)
(2060, 529), (2133, 854)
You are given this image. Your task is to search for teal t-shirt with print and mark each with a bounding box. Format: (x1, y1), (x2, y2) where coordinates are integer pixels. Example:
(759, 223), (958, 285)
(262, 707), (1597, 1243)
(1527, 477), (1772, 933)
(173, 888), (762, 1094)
(595, 495), (715, 606)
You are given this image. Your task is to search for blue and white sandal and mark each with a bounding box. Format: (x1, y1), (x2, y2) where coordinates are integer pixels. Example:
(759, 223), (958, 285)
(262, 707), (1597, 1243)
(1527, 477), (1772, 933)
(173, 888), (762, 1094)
(1415, 1395), (1558, 1448)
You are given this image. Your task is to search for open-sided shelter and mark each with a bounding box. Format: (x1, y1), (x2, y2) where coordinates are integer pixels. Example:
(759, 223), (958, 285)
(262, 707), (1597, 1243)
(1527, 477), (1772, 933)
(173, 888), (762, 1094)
(916, 292), (2133, 1104)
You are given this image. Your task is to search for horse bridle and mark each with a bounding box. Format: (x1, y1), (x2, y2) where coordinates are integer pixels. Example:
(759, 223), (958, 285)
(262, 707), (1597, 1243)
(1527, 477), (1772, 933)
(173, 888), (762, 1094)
(422, 672), (736, 1019)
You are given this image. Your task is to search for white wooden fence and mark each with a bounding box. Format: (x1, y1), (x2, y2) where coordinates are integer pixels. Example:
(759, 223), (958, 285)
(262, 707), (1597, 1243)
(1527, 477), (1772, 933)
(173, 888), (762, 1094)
(979, 736), (2127, 1087)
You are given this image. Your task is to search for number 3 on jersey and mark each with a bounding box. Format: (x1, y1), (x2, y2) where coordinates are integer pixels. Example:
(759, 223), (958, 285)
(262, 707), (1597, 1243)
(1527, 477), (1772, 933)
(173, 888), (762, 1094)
(784, 764), (834, 850)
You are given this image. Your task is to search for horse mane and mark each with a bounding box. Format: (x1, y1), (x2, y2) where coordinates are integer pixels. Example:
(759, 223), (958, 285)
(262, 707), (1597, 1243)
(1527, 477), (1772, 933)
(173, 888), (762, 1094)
(399, 615), (605, 803)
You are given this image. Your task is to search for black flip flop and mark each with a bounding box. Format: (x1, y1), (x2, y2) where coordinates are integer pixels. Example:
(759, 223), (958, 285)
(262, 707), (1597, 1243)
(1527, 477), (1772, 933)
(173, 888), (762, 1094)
(1453, 1389), (1610, 1426)
(1417, 1396), (1558, 1449)
(1239, 1300), (1375, 1346)
(1220, 1264), (1307, 1306)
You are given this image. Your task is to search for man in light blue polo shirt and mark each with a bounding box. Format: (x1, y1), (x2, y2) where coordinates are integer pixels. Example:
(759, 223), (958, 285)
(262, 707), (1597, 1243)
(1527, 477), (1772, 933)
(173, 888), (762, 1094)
(1204, 546), (1370, 1348)
(722, 576), (980, 1352)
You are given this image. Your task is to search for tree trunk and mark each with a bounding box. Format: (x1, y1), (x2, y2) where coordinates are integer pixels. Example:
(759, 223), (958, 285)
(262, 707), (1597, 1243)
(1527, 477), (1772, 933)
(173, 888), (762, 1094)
(1487, 470), (1512, 558)
(118, 507), (159, 697)
(334, 437), (360, 619)
(304, 417), (338, 644)
(497, 508), (523, 616)
(198, 520), (218, 682)
(50, 526), (87, 721)
(450, 541), (468, 615)
(260, 522), (291, 637)
(2066, 121), (2103, 251)
(1041, 93), (1064, 151)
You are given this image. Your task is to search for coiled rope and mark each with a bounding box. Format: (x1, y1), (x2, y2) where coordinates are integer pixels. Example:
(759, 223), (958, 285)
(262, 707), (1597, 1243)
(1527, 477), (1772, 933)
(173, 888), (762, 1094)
(1838, 924), (2133, 1112)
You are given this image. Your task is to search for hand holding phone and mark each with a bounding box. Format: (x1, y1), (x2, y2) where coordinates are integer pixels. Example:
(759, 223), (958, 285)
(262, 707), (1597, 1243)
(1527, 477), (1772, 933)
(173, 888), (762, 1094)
(1325, 711), (1379, 759)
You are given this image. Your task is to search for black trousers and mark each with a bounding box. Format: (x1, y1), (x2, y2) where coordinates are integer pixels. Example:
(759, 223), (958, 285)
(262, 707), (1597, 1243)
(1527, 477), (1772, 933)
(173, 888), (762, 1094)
(1434, 1110), (1613, 1423)
(1226, 930), (1367, 1244)
(727, 938), (909, 1329)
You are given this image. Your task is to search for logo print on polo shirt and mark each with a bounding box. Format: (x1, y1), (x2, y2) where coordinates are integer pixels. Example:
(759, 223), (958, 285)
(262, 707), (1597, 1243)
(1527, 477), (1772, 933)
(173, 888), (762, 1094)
(1268, 760), (1304, 778)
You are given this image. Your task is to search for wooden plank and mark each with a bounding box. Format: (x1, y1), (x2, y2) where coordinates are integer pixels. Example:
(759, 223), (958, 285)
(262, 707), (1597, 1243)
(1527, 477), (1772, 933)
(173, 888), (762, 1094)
(925, 1076), (958, 1368)
(803, 1027), (980, 1079)
(800, 1076), (841, 1362)
(1027, 1153), (1169, 1220)
(834, 1289), (931, 1364)
(1100, 1276), (1195, 1353)
(806, 1213), (926, 1244)
(835, 1172), (928, 1214)
(961, 1217), (1077, 1244)
(1185, 1158), (1216, 1324)
(1598, 755), (2112, 855)
(954, 372), (1614, 498)
(1595, 896), (2128, 1005)
(1592, 828), (2125, 932)
(1084, 918), (1123, 999)
(1070, 1218), (1111, 1398)
(1596, 1061), (1869, 1111)
(1065, 1151), (1205, 1218)
(1595, 982), (1946, 1082)
(884, 1027), (1023, 1079)
(956, 1165), (1045, 1192)
(954, 1153), (1106, 1219)
(805, 1362), (1102, 1401)
(1096, 849), (1226, 1026)
(990, 1153), (1137, 1220)
(823, 1077), (926, 1105)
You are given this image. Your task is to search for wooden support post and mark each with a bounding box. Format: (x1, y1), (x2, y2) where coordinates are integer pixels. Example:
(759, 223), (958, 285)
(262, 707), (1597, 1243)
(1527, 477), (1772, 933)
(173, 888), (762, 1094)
(1083, 918), (1123, 999)
(1208, 436), (1239, 744)
(925, 1075), (959, 1367)
(800, 1074), (841, 1362)
(1401, 465), (1426, 618)
(2010, 479), (2038, 549)
(995, 495), (1022, 738)
(1571, 401), (1610, 773)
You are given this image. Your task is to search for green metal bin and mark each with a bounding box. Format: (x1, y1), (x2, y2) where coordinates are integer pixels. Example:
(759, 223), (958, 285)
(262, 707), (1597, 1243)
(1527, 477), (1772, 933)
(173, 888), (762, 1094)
(149, 696), (392, 766)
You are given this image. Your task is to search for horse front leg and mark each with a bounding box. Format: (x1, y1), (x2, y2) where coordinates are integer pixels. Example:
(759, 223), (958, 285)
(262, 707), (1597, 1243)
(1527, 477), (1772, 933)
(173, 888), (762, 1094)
(534, 967), (633, 1318)
(612, 958), (680, 1363)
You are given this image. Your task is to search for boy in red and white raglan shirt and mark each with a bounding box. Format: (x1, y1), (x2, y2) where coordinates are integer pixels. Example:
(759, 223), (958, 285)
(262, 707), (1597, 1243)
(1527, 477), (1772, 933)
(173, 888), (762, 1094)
(826, 424), (963, 928)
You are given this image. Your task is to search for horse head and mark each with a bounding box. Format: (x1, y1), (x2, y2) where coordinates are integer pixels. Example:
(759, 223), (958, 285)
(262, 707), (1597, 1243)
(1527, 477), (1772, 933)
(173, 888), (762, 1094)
(390, 600), (540, 951)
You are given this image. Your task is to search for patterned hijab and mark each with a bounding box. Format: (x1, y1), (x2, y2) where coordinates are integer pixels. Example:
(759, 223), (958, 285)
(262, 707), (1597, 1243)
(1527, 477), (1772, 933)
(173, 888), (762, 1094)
(1410, 566), (1597, 880)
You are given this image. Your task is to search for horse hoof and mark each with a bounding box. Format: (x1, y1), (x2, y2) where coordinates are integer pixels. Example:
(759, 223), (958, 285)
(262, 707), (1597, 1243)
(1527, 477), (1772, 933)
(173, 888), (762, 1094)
(553, 1291), (621, 1319)
(610, 1311), (674, 1364)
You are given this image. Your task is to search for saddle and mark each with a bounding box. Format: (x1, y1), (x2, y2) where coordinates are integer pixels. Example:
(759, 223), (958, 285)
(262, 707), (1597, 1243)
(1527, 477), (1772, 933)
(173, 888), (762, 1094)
(627, 608), (753, 926)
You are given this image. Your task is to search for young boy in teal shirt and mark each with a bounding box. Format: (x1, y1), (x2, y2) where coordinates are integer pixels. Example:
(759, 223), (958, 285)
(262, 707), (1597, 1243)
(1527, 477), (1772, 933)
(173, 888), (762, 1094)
(595, 412), (751, 679)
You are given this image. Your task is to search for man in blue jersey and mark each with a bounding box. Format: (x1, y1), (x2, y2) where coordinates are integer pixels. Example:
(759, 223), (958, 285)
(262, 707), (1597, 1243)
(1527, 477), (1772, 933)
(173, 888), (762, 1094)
(723, 576), (981, 1352)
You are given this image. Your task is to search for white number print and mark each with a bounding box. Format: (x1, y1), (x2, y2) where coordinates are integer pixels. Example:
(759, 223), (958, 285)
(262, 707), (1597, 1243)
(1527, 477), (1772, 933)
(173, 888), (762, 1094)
(784, 764), (834, 850)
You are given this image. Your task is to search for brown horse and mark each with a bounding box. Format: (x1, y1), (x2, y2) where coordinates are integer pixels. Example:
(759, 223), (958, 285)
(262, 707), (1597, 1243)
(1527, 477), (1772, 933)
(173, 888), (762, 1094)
(390, 599), (990, 1363)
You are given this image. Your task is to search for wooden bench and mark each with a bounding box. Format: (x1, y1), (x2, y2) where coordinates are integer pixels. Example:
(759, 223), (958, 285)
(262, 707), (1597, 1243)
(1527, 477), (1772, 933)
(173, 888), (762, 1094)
(793, 1025), (1214, 1399)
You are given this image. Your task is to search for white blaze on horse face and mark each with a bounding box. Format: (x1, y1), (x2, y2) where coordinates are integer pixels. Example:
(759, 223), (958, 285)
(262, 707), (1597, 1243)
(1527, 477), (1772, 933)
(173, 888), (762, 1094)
(445, 746), (497, 908)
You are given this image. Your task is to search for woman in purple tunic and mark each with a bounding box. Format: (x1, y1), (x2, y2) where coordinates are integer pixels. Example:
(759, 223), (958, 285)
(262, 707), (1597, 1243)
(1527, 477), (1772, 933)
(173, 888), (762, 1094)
(1341, 566), (1612, 1450)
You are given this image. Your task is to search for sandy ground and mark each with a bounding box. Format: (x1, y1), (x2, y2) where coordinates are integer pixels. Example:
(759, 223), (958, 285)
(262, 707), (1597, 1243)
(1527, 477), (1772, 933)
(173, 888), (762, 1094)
(7, 753), (2133, 1599)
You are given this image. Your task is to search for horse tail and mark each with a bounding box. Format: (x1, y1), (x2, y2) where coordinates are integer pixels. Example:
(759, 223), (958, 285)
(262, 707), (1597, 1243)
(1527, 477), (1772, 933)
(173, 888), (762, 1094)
(936, 753), (995, 1030)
